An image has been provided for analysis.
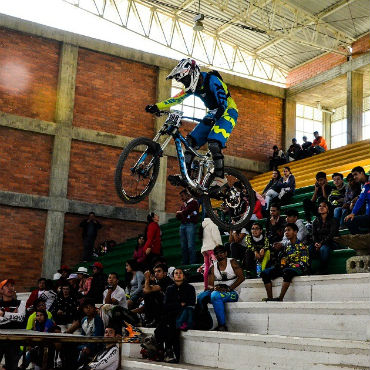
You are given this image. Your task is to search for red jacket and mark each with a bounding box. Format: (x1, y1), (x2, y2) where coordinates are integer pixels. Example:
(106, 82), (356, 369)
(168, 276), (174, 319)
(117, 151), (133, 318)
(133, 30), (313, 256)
(143, 222), (161, 255)
(176, 198), (199, 224)
(26, 289), (41, 309)
(133, 244), (146, 264)
(253, 199), (263, 219)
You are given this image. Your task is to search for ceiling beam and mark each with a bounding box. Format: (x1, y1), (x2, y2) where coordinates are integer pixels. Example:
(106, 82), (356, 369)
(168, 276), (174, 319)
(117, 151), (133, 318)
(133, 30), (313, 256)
(174, 0), (197, 16)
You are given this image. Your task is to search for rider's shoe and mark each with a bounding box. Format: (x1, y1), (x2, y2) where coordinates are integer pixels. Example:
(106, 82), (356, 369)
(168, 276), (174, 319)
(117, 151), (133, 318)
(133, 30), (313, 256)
(168, 174), (187, 187)
(210, 176), (228, 188)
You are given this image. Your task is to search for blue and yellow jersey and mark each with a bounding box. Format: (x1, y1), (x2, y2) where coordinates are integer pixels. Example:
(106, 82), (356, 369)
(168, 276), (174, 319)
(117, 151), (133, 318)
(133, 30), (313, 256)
(156, 72), (237, 121)
(285, 241), (310, 270)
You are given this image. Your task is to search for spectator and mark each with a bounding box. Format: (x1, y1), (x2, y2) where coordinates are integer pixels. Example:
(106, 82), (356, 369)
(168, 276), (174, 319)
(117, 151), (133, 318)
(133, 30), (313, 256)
(51, 283), (79, 326)
(0, 279), (26, 370)
(143, 213), (162, 268)
(328, 173), (347, 210)
(77, 300), (105, 368)
(176, 189), (199, 265)
(262, 170), (281, 198)
(227, 226), (248, 262)
(309, 131), (327, 155)
(200, 218), (222, 290)
(310, 200), (339, 274)
(334, 173), (361, 228)
(303, 171), (332, 222)
(141, 264), (173, 327)
(55, 265), (71, 290)
(197, 244), (245, 331)
(101, 272), (127, 327)
(133, 234), (147, 270)
(300, 136), (312, 158)
(125, 260), (144, 309)
(33, 309), (54, 332)
(67, 273), (81, 298)
(266, 204), (286, 244)
(77, 267), (92, 298)
(154, 268), (196, 363)
(26, 277), (47, 311)
(281, 209), (308, 244)
(80, 212), (102, 262)
(26, 298), (53, 330)
(287, 138), (302, 161)
(251, 192), (263, 220)
(86, 262), (107, 304)
(42, 279), (57, 311)
(261, 223), (309, 301)
(81, 325), (121, 370)
(345, 166), (370, 234)
(244, 223), (270, 277)
(269, 145), (286, 170)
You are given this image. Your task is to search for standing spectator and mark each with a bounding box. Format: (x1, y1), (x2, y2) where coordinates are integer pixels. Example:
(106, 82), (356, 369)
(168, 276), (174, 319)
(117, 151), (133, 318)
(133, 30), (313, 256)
(133, 234), (147, 270)
(100, 272), (127, 328)
(0, 279), (26, 370)
(345, 166), (370, 234)
(125, 260), (144, 309)
(80, 212), (102, 262)
(266, 204), (286, 244)
(261, 223), (309, 301)
(51, 283), (79, 326)
(287, 138), (302, 161)
(26, 277), (47, 311)
(77, 267), (92, 298)
(300, 136), (312, 158)
(154, 268), (196, 363)
(176, 189), (199, 265)
(334, 173), (361, 228)
(281, 209), (308, 244)
(269, 145), (286, 170)
(309, 131), (327, 155)
(143, 213), (162, 268)
(244, 223), (270, 277)
(86, 262), (107, 304)
(200, 218), (222, 290)
(197, 245), (245, 331)
(141, 264), (173, 327)
(303, 171), (332, 222)
(328, 173), (347, 210)
(310, 201), (339, 274)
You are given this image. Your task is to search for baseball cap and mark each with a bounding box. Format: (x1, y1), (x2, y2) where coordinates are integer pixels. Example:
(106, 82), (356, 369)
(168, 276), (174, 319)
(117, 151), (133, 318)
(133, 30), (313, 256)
(91, 262), (103, 270)
(58, 265), (70, 273)
(0, 279), (15, 289)
(53, 272), (61, 281)
(77, 267), (89, 275)
(67, 273), (78, 280)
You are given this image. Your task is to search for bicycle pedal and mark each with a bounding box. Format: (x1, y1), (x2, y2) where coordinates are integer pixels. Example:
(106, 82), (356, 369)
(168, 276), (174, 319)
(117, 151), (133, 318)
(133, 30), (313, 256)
(167, 175), (187, 187)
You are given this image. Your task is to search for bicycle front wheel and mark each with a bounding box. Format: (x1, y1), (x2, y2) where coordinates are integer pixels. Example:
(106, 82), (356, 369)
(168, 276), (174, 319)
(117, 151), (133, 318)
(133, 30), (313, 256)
(115, 137), (160, 204)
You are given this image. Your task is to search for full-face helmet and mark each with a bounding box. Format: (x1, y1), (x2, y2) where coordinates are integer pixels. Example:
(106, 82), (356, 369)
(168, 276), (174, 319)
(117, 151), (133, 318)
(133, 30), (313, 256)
(166, 58), (201, 93)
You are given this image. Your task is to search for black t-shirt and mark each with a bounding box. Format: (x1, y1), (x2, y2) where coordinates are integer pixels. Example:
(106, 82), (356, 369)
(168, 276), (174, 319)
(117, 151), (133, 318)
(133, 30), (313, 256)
(157, 276), (173, 293)
(316, 184), (333, 201)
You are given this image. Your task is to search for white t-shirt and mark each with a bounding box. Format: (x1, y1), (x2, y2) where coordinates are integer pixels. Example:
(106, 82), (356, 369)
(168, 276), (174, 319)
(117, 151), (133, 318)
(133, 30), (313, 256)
(103, 286), (127, 309)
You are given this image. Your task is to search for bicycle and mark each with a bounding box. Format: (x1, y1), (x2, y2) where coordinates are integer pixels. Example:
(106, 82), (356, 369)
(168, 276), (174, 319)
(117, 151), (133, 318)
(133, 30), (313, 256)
(115, 110), (255, 230)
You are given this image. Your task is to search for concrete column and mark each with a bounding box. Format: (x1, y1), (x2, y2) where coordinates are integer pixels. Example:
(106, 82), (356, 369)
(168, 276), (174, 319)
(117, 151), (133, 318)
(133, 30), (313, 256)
(42, 43), (78, 278)
(347, 71), (363, 144)
(323, 112), (331, 150)
(284, 99), (296, 151)
(148, 68), (172, 213)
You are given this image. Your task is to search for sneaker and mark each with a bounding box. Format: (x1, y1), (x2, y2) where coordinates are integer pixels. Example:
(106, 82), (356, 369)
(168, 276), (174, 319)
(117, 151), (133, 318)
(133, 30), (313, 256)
(164, 350), (177, 363)
(216, 325), (228, 331)
(210, 176), (228, 188)
(167, 174), (187, 187)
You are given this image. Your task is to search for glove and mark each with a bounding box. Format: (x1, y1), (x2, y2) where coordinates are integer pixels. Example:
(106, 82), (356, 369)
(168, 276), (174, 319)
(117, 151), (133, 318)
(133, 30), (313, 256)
(145, 104), (159, 114)
(203, 117), (215, 126)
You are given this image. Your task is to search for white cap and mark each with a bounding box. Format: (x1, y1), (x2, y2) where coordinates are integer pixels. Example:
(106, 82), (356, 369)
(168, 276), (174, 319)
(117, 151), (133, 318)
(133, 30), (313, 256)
(67, 273), (78, 280)
(77, 267), (89, 275)
(53, 272), (61, 281)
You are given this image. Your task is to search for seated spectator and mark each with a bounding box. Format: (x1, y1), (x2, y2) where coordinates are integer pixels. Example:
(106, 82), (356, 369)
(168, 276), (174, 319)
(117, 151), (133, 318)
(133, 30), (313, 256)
(154, 268), (196, 363)
(42, 279), (57, 311)
(86, 262), (107, 304)
(125, 260), (145, 309)
(79, 325), (121, 370)
(100, 272), (127, 327)
(303, 171), (332, 222)
(77, 267), (92, 298)
(67, 273), (81, 298)
(197, 245), (245, 331)
(141, 264), (173, 327)
(328, 172), (347, 210)
(266, 204), (286, 244)
(261, 170), (281, 199)
(133, 234), (147, 270)
(334, 173), (361, 228)
(251, 192), (263, 220)
(0, 279), (26, 370)
(281, 209), (308, 244)
(26, 277), (47, 311)
(287, 138), (301, 161)
(264, 167), (295, 209)
(300, 136), (312, 158)
(55, 265), (71, 291)
(309, 131), (327, 155)
(26, 298), (53, 330)
(244, 223), (270, 277)
(77, 300), (105, 368)
(51, 283), (79, 326)
(227, 226), (248, 261)
(310, 200), (339, 275)
(261, 223), (309, 301)
(32, 309), (54, 332)
(345, 166), (370, 234)
(269, 145), (286, 171)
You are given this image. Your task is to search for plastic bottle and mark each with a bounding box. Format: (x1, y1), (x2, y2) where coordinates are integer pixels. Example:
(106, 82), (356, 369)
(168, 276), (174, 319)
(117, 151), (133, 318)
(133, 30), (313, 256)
(256, 263), (262, 277)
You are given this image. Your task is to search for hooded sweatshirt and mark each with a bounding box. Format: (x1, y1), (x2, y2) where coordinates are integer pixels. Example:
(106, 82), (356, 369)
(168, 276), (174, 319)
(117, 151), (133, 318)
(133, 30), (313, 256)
(201, 218), (222, 253)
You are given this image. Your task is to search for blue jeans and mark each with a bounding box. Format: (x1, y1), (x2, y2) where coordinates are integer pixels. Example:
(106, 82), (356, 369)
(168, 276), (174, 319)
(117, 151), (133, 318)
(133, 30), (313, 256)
(197, 289), (239, 326)
(333, 207), (349, 228)
(309, 242), (337, 274)
(180, 223), (197, 264)
(345, 214), (370, 234)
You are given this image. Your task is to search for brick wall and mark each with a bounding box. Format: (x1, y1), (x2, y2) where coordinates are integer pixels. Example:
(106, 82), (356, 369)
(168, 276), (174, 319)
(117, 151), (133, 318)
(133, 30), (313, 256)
(0, 205), (47, 291)
(0, 27), (59, 121)
(287, 34), (370, 87)
(0, 127), (53, 196)
(62, 213), (145, 268)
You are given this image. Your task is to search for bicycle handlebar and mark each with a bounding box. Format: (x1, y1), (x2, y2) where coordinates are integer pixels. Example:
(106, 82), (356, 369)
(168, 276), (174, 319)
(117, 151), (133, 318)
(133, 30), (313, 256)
(156, 110), (203, 124)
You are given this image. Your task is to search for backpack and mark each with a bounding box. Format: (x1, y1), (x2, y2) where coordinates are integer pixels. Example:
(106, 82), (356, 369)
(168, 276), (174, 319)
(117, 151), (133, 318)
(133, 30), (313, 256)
(193, 297), (213, 330)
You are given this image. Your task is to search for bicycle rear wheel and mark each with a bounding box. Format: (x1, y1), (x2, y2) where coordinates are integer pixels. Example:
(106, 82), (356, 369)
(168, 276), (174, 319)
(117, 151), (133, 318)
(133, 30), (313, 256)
(203, 167), (255, 231)
(115, 137), (160, 204)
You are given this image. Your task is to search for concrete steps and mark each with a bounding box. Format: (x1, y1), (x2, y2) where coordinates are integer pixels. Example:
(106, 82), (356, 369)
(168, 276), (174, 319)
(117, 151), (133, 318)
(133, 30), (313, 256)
(122, 358), (227, 370)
